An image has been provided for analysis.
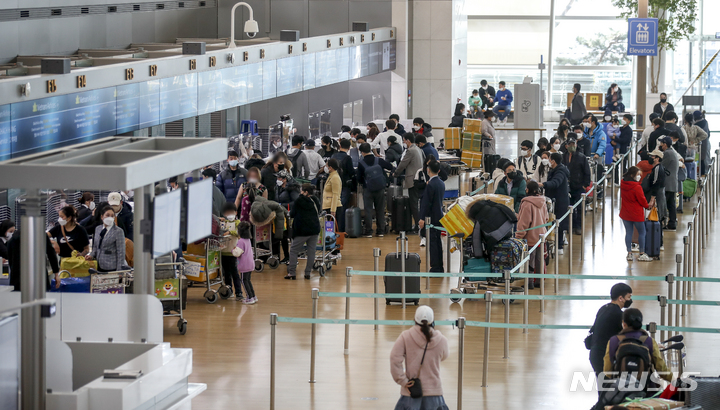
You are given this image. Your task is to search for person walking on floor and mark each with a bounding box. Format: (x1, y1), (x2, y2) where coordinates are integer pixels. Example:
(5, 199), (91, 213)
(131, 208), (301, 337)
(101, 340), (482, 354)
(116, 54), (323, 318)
(515, 181), (548, 289)
(658, 136), (679, 231)
(285, 184), (321, 280)
(620, 166), (654, 262)
(390, 305), (450, 410)
(588, 283), (633, 378)
(418, 161), (445, 273)
(233, 221), (257, 304)
(394, 133), (425, 233)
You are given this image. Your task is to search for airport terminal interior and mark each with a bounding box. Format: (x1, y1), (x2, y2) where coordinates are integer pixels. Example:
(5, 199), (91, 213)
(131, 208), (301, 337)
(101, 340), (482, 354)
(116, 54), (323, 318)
(1, 0), (720, 409)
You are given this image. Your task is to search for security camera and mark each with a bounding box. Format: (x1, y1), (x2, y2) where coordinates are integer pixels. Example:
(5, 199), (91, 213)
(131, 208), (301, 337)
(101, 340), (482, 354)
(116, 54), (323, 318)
(244, 19), (259, 39)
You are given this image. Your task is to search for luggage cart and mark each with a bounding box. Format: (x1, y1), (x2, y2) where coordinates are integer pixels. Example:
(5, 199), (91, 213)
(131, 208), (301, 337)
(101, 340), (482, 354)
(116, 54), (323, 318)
(449, 235), (524, 304)
(186, 235), (231, 303)
(313, 213), (341, 276)
(88, 269), (133, 294)
(155, 258), (188, 335)
(253, 224), (280, 272)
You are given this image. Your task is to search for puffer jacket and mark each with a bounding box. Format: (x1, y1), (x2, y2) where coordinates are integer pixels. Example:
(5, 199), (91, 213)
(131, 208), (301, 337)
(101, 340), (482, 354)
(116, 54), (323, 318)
(290, 194), (321, 238)
(278, 178), (301, 207)
(249, 196), (288, 235)
(620, 178), (649, 223)
(385, 143), (403, 166)
(494, 174), (527, 213)
(216, 167), (248, 203)
(515, 195), (549, 246)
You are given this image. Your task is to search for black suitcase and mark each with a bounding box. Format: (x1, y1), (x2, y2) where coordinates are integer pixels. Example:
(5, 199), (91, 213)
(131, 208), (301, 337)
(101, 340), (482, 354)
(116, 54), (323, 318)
(384, 236), (421, 305)
(392, 196), (413, 233)
(686, 377), (720, 409)
(345, 207), (362, 238)
(386, 184), (402, 215)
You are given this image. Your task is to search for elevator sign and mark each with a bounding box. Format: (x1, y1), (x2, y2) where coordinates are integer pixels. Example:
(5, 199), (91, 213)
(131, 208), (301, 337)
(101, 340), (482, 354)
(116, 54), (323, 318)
(627, 18), (658, 56)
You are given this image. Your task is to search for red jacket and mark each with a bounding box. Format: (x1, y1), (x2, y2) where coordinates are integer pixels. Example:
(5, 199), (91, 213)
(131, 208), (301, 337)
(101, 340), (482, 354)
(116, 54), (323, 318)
(620, 179), (650, 222)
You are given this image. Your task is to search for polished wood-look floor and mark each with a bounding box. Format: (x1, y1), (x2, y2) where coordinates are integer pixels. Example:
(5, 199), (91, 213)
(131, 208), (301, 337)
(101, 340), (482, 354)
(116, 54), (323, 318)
(165, 173), (720, 410)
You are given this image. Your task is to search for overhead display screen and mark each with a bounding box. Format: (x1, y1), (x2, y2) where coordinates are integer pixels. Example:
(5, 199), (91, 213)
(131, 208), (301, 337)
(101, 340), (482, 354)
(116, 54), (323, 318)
(247, 62), (264, 103)
(11, 87), (116, 157)
(276, 56), (303, 97)
(159, 73), (198, 123)
(303, 54), (316, 91)
(0, 105), (12, 161)
(198, 70), (223, 116)
(382, 41), (397, 71)
(220, 65), (248, 111)
(262, 60), (277, 101)
(336, 47), (350, 83)
(368, 43), (381, 75)
(138, 80), (161, 129)
(115, 83), (140, 134)
(316, 49), (337, 87)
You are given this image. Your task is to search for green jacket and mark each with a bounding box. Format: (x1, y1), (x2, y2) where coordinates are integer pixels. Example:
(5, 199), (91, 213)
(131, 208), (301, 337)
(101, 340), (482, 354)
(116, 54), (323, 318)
(495, 176), (526, 213)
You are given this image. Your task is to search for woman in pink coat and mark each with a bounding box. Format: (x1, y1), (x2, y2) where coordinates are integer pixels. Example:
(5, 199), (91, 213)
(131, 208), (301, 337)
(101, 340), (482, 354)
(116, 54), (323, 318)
(515, 180), (549, 289)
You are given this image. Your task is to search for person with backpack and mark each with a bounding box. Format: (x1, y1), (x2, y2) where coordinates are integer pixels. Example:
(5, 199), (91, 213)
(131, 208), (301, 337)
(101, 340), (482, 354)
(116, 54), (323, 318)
(515, 140), (538, 179)
(418, 161), (445, 272)
(331, 139), (356, 232)
(287, 135), (310, 180)
(603, 308), (672, 383)
(357, 142), (395, 237)
(588, 283), (633, 378)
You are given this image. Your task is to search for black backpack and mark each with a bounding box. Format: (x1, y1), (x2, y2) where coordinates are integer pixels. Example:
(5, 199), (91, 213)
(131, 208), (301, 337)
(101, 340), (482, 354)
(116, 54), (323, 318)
(614, 335), (652, 378)
(288, 149), (304, 178)
(363, 157), (386, 192)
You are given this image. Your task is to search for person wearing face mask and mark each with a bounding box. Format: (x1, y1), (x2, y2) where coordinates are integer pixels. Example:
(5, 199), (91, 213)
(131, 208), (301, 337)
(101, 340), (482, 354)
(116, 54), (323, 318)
(538, 153), (569, 254)
(107, 192), (134, 241)
(395, 134), (426, 232)
(412, 117), (434, 146)
(588, 283), (633, 378)
(77, 192), (95, 223)
(449, 103), (468, 128)
(602, 83), (624, 113)
(571, 125), (591, 156)
(481, 110), (498, 172)
(515, 181), (548, 289)
(580, 114), (607, 162)
(261, 153), (288, 202)
(620, 166), (653, 262)
(658, 137), (679, 231)
(515, 140), (538, 179)
(531, 152), (551, 184)
(652, 92), (674, 120)
(561, 137), (591, 235)
(216, 150), (249, 204)
(468, 90), (481, 113)
(318, 136), (338, 161)
(492, 81), (513, 125)
(303, 140), (326, 183)
(86, 206), (127, 273)
(47, 205), (90, 259)
(0, 220), (16, 260)
(479, 79), (496, 109)
(276, 169), (301, 208)
(643, 150), (666, 247)
(494, 163), (526, 213)
(331, 139), (356, 232)
(321, 158), (343, 220)
(566, 83), (587, 126)
(548, 136), (563, 154)
(219, 203), (244, 300)
(168, 176), (180, 191)
(236, 167), (268, 216)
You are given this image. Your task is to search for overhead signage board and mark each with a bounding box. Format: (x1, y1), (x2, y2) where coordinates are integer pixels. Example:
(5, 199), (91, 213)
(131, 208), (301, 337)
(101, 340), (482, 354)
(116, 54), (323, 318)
(627, 18), (658, 56)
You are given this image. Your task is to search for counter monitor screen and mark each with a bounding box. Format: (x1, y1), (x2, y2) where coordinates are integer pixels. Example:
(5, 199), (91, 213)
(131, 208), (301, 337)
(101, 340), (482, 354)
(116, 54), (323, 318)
(186, 178), (213, 243)
(152, 189), (182, 259)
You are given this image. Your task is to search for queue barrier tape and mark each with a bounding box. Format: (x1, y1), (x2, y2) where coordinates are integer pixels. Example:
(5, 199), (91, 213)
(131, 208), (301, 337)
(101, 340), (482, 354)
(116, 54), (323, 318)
(319, 292), (488, 300)
(349, 270), (504, 278)
(464, 321), (592, 330)
(427, 224), (447, 232)
(276, 317), (457, 326)
(667, 299), (720, 306)
(655, 325), (720, 334)
(511, 273), (720, 283)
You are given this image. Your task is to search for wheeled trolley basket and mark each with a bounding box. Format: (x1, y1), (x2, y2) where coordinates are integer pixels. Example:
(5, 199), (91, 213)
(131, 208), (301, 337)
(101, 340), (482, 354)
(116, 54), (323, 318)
(313, 212), (341, 277)
(155, 257), (188, 335)
(253, 223), (280, 272)
(185, 235), (230, 304)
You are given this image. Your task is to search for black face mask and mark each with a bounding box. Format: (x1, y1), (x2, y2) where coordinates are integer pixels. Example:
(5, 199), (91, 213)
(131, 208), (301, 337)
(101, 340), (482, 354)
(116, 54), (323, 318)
(623, 298), (633, 308)
(660, 98), (667, 103)
(507, 171), (518, 180)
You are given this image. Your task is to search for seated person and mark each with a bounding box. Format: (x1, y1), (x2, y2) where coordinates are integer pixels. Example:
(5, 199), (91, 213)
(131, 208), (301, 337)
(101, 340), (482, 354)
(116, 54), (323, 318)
(494, 162), (527, 213)
(492, 81), (513, 124)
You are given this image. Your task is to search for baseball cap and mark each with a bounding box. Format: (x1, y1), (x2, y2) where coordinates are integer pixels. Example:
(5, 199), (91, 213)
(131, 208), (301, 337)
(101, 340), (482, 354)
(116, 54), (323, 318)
(339, 132), (351, 140)
(414, 305), (434, 324)
(658, 136), (673, 146)
(107, 192), (122, 206)
(304, 139), (315, 147)
(693, 110), (703, 121)
(649, 149), (664, 159)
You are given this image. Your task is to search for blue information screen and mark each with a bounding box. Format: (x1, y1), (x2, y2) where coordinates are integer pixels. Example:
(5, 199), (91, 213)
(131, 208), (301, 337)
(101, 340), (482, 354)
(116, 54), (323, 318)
(116, 83), (140, 134)
(198, 70), (223, 115)
(159, 73), (198, 123)
(0, 105), (12, 161)
(138, 80), (161, 129)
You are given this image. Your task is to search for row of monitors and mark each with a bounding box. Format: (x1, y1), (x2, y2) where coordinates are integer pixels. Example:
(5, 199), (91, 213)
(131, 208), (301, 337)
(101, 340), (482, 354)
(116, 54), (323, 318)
(0, 41), (396, 161)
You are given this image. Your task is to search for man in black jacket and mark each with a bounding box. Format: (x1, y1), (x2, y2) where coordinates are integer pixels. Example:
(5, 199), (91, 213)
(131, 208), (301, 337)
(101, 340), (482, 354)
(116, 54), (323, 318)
(7, 230), (61, 291)
(647, 118), (670, 153)
(357, 143), (395, 237)
(562, 139), (591, 235)
(571, 128), (591, 157)
(540, 152), (570, 254)
(663, 111), (685, 143)
(331, 139), (356, 232)
(418, 162), (445, 272)
(589, 283), (633, 378)
(479, 79), (496, 109)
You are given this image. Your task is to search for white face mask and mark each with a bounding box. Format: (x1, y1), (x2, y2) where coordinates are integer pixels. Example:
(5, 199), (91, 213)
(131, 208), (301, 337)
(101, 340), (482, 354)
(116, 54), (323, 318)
(225, 214), (236, 222)
(635, 174), (641, 181)
(228, 160), (239, 167)
(58, 217), (67, 226)
(89, 201), (96, 211)
(553, 144), (561, 151)
(103, 217), (114, 227)
(412, 126), (419, 131)
(541, 158), (550, 166)
(5, 231), (13, 240)
(520, 149), (528, 156)
(276, 179), (284, 187)
(248, 178), (259, 184)
(324, 165), (329, 173)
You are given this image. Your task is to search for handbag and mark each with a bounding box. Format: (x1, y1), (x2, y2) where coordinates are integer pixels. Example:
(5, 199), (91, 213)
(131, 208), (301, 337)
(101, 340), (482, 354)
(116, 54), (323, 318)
(408, 341), (429, 398)
(647, 206), (659, 222)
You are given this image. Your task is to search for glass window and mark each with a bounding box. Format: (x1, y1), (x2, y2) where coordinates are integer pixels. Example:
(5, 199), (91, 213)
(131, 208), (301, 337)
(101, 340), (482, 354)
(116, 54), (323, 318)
(553, 20), (631, 67)
(468, 20), (549, 65)
(703, 2), (720, 36)
(465, 0), (550, 16)
(555, 0), (622, 17)
(552, 68), (632, 110)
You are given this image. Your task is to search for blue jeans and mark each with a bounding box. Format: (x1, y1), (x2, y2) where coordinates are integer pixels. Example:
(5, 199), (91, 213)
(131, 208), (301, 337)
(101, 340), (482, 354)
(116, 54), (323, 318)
(394, 395), (449, 410)
(622, 219), (645, 253)
(493, 104), (511, 121)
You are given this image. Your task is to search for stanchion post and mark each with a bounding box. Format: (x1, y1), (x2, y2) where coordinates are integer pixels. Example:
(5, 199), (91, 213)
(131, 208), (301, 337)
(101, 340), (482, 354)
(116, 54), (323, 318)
(648, 321), (657, 341)
(666, 274), (674, 337)
(592, 185), (597, 247)
(344, 267), (352, 355)
(503, 270), (510, 359)
(481, 291), (492, 387)
(682, 237), (689, 316)
(401, 232), (407, 309)
(568, 205), (573, 275)
(457, 317), (465, 410)
(602, 177), (606, 234)
(675, 255), (681, 330)
(693, 210), (698, 279)
(581, 193), (587, 260)
(553, 221), (559, 294)
(373, 248), (381, 331)
(310, 288), (319, 383)
(445, 231), (451, 275)
(522, 247), (529, 334)
(425, 217), (431, 291)
(610, 165), (615, 219)
(659, 296), (667, 343)
(539, 235), (545, 312)
(270, 313), (277, 410)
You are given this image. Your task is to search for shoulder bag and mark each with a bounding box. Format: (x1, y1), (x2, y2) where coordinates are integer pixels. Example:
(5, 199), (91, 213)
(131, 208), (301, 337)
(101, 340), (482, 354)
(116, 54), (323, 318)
(408, 341), (429, 398)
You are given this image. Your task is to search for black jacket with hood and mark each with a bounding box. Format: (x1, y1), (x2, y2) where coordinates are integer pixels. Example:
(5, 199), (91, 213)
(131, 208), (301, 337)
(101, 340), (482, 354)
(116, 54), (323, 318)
(418, 123), (433, 140)
(290, 194), (321, 238)
(543, 164), (571, 213)
(562, 150), (591, 191)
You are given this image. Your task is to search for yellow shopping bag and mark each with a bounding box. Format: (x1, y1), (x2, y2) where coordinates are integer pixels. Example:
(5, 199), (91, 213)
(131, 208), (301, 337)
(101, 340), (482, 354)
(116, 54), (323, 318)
(440, 203), (475, 239)
(59, 251), (97, 277)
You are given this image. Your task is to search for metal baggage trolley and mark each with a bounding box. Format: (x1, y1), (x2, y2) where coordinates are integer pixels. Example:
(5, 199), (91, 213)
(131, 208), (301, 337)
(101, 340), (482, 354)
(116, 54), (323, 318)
(186, 235), (231, 303)
(155, 258), (188, 335)
(88, 268), (133, 294)
(253, 224), (280, 272)
(313, 213), (341, 276)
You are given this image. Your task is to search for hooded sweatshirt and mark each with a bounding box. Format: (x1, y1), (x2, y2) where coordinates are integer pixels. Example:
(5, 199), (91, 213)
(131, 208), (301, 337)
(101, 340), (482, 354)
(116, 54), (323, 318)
(390, 325), (449, 397)
(515, 195), (549, 246)
(249, 196), (288, 235)
(620, 178), (650, 222)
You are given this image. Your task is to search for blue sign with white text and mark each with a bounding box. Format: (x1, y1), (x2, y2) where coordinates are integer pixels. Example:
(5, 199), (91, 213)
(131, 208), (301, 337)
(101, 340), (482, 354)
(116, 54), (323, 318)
(627, 18), (658, 56)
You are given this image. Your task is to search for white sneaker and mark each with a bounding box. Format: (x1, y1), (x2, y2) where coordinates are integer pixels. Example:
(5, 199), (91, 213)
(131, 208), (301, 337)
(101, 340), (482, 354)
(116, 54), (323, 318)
(626, 252), (633, 261)
(563, 235), (568, 246)
(420, 237), (426, 247)
(660, 246), (665, 251)
(638, 253), (653, 262)
(558, 248), (564, 255)
(631, 243), (640, 253)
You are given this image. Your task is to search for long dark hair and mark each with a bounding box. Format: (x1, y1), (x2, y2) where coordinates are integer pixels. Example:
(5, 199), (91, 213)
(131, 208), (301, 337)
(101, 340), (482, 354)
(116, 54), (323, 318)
(60, 205), (77, 224)
(419, 320), (433, 343)
(538, 152), (550, 178)
(607, 83), (619, 94)
(624, 166), (640, 181)
(238, 221), (252, 239)
(526, 180), (540, 196)
(623, 308), (643, 330)
(454, 103), (465, 116)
